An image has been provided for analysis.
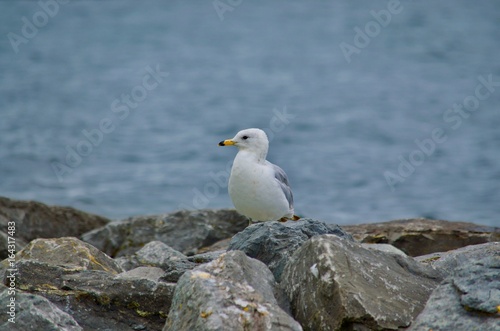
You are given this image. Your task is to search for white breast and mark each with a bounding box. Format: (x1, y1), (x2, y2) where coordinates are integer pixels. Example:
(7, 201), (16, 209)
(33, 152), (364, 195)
(228, 152), (291, 221)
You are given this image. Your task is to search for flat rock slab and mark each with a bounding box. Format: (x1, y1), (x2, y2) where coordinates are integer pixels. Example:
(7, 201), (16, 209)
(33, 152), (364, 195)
(228, 218), (353, 282)
(8, 237), (122, 274)
(82, 209), (248, 257)
(343, 218), (500, 256)
(164, 250), (302, 331)
(281, 234), (443, 331)
(0, 196), (110, 259)
(410, 254), (500, 330)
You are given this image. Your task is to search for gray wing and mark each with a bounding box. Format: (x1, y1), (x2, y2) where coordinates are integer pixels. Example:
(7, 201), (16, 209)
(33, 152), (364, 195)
(271, 163), (294, 210)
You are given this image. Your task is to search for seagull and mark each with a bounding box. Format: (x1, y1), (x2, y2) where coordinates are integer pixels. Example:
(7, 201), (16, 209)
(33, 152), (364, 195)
(218, 128), (300, 223)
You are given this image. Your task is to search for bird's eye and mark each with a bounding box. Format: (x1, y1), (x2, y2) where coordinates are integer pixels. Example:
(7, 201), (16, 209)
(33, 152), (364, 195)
(242, 135), (249, 140)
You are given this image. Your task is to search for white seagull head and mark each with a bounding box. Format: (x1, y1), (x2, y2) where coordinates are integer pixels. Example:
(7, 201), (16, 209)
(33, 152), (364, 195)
(219, 128), (269, 158)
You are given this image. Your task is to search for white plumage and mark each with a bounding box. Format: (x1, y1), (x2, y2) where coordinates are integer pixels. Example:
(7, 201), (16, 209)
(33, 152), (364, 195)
(219, 128), (297, 222)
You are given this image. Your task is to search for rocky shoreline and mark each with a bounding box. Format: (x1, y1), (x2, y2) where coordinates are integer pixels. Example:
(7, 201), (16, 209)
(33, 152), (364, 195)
(0, 196), (499, 330)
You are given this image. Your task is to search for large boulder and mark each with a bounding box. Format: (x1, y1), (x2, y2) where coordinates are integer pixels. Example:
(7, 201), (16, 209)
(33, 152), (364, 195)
(228, 219), (353, 281)
(81, 209), (248, 257)
(0, 287), (82, 331)
(1, 237), (175, 330)
(0, 196), (110, 259)
(164, 251), (302, 331)
(343, 218), (500, 256)
(281, 234), (443, 331)
(410, 254), (500, 330)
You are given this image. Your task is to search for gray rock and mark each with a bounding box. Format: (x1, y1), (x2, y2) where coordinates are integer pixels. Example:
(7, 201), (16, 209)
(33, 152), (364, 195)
(116, 266), (167, 281)
(343, 218), (500, 256)
(0, 196), (110, 258)
(7, 260), (175, 331)
(281, 234), (443, 331)
(0, 286), (82, 331)
(361, 243), (408, 257)
(196, 237), (232, 253)
(410, 255), (500, 330)
(416, 242), (500, 276)
(454, 256), (500, 313)
(58, 269), (176, 330)
(1, 237), (123, 275)
(187, 250), (226, 264)
(115, 241), (196, 282)
(82, 209), (248, 257)
(1, 237), (176, 331)
(164, 251), (302, 331)
(228, 218), (353, 282)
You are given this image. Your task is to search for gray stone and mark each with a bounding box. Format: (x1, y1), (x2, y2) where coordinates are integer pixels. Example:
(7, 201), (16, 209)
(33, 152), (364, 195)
(197, 237), (232, 253)
(1, 237), (123, 275)
(343, 218), (500, 256)
(82, 209), (248, 257)
(116, 266), (167, 281)
(281, 234), (443, 331)
(118, 246), (228, 284)
(361, 243), (408, 257)
(115, 241), (196, 282)
(7, 261), (175, 330)
(1, 237), (176, 331)
(410, 255), (500, 330)
(164, 251), (302, 331)
(454, 256), (500, 313)
(416, 242), (500, 277)
(187, 250), (226, 264)
(228, 218), (353, 282)
(0, 286), (82, 331)
(58, 269), (176, 330)
(0, 196), (110, 259)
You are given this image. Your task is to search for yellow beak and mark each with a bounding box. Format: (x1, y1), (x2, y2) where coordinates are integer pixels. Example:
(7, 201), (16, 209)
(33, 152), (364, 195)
(218, 139), (236, 146)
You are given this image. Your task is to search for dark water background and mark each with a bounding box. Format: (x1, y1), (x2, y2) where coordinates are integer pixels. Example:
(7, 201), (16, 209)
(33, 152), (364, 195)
(1, 1), (499, 226)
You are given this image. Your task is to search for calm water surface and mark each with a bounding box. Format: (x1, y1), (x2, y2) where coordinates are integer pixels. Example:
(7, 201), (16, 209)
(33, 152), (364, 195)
(1, 1), (499, 226)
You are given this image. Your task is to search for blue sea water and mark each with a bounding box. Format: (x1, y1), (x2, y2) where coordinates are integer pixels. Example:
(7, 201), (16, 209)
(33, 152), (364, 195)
(1, 1), (499, 226)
